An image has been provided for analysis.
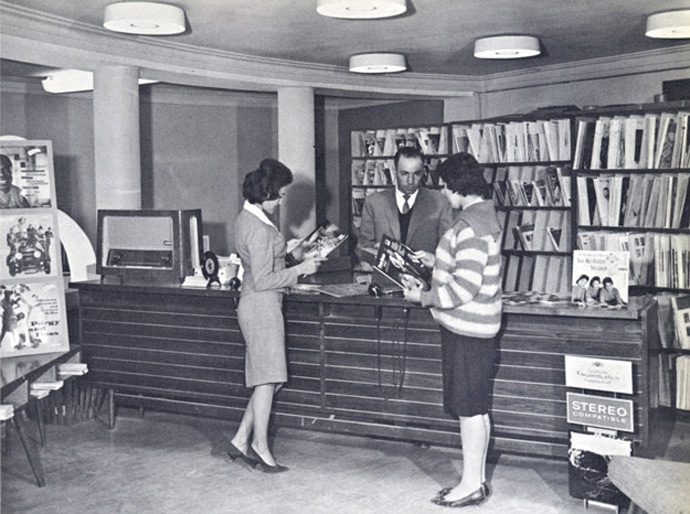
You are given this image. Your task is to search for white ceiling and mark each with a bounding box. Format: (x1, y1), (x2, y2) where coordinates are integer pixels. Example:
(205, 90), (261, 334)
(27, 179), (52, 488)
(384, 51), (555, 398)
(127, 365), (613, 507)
(2, 0), (690, 80)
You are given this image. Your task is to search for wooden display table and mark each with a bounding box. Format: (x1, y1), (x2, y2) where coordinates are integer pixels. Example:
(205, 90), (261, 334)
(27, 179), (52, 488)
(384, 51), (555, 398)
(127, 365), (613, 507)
(71, 281), (660, 458)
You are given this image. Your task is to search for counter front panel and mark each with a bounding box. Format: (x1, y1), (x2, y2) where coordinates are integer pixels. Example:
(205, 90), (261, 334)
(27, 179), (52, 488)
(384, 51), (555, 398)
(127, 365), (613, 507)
(73, 282), (658, 458)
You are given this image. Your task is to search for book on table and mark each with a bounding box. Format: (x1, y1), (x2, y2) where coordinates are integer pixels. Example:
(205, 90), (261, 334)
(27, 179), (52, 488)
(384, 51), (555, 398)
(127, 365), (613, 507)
(373, 234), (432, 290)
(286, 220), (348, 267)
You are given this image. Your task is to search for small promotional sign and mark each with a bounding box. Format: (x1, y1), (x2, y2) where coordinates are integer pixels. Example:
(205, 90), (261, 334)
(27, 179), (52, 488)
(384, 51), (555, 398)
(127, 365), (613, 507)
(567, 392), (634, 432)
(565, 355), (633, 394)
(570, 431), (632, 456)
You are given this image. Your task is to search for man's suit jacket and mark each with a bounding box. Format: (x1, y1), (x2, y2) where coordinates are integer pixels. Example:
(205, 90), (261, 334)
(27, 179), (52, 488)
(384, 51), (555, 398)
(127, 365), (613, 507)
(357, 187), (454, 262)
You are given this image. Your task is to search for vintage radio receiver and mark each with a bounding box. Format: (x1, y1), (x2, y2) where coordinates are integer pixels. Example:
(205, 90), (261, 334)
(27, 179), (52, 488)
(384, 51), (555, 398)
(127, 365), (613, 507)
(97, 209), (202, 285)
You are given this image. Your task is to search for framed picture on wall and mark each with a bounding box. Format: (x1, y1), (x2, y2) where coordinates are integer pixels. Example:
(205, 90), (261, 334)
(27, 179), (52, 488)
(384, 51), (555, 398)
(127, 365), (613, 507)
(0, 141), (55, 210)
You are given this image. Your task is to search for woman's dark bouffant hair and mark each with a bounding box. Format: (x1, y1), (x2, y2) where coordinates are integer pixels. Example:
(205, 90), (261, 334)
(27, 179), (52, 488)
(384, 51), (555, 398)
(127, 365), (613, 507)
(242, 158), (293, 204)
(438, 152), (491, 199)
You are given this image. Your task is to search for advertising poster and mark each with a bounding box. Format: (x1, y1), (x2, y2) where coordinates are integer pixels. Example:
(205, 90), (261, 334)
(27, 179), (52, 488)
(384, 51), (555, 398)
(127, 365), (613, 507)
(0, 143), (54, 209)
(564, 355), (633, 394)
(0, 140), (69, 358)
(0, 280), (69, 356)
(0, 212), (59, 280)
(572, 250), (629, 305)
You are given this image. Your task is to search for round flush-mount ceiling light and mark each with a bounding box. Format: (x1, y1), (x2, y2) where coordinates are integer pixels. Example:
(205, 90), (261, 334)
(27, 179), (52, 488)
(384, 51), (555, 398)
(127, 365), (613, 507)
(317, 0), (406, 19)
(104, 2), (186, 35)
(646, 10), (690, 39)
(349, 53), (407, 73)
(474, 35), (541, 59)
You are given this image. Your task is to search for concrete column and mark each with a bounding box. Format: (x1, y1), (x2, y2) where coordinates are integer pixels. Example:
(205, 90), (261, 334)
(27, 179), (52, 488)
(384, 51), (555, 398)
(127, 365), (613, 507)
(93, 65), (141, 210)
(277, 87), (315, 238)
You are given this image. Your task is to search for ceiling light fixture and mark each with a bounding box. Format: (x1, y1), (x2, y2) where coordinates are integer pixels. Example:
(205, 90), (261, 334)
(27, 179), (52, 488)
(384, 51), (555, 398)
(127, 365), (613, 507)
(103, 2), (186, 35)
(474, 35), (541, 59)
(349, 53), (406, 73)
(42, 70), (158, 94)
(646, 10), (690, 39)
(317, 0), (406, 19)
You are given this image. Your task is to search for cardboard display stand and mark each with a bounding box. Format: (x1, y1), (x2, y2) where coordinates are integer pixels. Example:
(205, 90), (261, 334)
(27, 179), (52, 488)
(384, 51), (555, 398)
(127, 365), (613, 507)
(0, 140), (70, 357)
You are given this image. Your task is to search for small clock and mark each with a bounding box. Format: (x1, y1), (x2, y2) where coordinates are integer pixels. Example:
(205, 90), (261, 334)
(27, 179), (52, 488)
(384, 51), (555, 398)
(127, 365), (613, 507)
(201, 251), (221, 287)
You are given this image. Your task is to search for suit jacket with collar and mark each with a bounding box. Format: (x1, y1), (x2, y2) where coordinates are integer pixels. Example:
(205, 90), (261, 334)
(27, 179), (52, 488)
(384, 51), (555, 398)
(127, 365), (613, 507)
(358, 187), (454, 260)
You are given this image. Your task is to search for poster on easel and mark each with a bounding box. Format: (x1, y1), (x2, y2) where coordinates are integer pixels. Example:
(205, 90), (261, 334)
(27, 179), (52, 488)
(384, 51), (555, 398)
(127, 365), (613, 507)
(0, 140), (69, 357)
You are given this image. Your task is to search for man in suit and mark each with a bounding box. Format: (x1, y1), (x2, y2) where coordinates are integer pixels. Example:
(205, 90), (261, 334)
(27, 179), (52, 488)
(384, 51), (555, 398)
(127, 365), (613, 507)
(357, 146), (454, 272)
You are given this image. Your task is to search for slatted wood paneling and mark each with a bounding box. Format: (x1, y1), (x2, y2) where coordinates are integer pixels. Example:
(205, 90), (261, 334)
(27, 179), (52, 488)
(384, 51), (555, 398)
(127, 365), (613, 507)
(74, 283), (659, 458)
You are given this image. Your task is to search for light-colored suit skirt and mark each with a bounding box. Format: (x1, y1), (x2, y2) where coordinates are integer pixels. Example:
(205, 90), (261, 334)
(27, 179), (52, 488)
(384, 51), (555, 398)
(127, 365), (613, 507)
(237, 290), (288, 388)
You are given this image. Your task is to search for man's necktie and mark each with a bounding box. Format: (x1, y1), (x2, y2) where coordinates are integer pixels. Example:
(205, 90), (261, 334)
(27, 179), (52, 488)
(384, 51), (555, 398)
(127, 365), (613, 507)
(402, 194), (411, 215)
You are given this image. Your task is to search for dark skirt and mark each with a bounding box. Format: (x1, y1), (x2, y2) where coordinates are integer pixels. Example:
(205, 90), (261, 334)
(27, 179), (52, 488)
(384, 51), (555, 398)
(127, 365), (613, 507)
(440, 326), (497, 418)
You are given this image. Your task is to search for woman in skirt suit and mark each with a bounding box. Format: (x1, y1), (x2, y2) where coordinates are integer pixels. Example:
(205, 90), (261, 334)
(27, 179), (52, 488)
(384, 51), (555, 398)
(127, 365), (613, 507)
(402, 153), (502, 508)
(228, 158), (322, 473)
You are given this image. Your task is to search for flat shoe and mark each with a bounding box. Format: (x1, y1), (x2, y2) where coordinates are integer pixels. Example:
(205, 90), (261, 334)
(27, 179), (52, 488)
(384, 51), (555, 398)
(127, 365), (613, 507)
(247, 445), (289, 474)
(434, 482), (490, 503)
(433, 487), (453, 502)
(432, 485), (488, 508)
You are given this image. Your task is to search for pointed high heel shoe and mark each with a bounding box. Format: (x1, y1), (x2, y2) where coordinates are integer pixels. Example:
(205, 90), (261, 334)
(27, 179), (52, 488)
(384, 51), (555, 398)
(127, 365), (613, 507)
(432, 485), (489, 508)
(247, 445), (289, 474)
(227, 442), (256, 470)
(227, 442), (246, 461)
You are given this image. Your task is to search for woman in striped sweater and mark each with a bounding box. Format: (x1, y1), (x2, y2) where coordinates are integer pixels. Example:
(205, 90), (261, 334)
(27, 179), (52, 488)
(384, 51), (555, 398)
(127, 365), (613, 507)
(402, 152), (502, 509)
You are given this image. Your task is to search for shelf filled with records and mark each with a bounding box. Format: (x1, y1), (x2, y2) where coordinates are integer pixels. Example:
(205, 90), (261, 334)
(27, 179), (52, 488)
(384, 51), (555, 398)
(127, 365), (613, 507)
(449, 117), (574, 295)
(350, 125), (449, 231)
(657, 293), (690, 411)
(573, 110), (690, 171)
(351, 126), (449, 159)
(451, 118), (572, 164)
(486, 163), (574, 295)
(572, 108), (690, 294)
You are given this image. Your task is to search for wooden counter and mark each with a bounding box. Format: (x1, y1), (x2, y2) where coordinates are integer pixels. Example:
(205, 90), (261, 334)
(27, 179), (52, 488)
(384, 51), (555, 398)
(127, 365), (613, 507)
(71, 281), (659, 458)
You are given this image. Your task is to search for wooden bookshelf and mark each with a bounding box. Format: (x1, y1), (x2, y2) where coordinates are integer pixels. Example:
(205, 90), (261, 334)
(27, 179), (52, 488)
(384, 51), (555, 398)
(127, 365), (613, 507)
(450, 117), (575, 295)
(571, 104), (690, 412)
(572, 106), (690, 294)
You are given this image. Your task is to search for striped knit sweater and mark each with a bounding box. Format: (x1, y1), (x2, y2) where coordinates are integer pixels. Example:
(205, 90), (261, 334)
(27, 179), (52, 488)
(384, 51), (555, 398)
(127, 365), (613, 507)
(419, 200), (502, 338)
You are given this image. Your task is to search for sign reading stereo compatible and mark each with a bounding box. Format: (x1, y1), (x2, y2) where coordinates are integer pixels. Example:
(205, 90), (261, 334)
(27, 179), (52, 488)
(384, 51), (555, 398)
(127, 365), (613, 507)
(566, 392), (634, 432)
